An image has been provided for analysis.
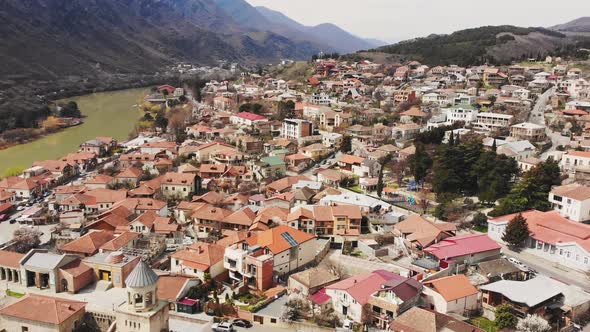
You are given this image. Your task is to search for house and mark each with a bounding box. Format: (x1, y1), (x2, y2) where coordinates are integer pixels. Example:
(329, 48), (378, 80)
(288, 266), (339, 296)
(391, 123), (422, 140)
(422, 275), (479, 315)
(325, 270), (415, 323)
(84, 174), (116, 189)
(510, 122), (546, 142)
(317, 169), (347, 187)
(496, 140), (536, 161)
(389, 307), (485, 332)
(367, 274), (423, 329)
(352, 159), (381, 178)
(0, 250), (25, 287)
(287, 205), (362, 238)
(393, 215), (456, 249)
(230, 112), (268, 127)
(400, 107), (428, 124)
(549, 183), (590, 222)
(282, 118), (314, 140)
(300, 143), (329, 160)
(423, 233), (502, 266)
(338, 154), (365, 172)
(223, 225), (317, 291)
(80, 138), (109, 156)
(171, 242), (225, 280)
(59, 230), (116, 257)
(157, 275), (201, 313)
(160, 172), (199, 199)
(561, 150), (590, 173)
(0, 294), (86, 332)
(480, 276), (564, 320)
(488, 210), (590, 271)
(82, 251), (140, 288)
(472, 112), (513, 133)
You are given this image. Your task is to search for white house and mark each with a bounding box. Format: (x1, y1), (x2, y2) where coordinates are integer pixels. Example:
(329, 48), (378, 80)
(422, 274), (479, 315)
(170, 242), (226, 280)
(560, 151), (590, 173)
(488, 210), (590, 272)
(549, 183), (590, 222)
(230, 112), (268, 127)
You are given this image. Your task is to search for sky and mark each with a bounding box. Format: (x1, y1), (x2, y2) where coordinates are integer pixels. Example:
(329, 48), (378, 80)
(245, 0), (590, 43)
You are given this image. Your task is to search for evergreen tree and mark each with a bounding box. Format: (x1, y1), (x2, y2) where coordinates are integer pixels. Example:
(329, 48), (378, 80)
(448, 131), (455, 146)
(340, 135), (352, 153)
(502, 213), (530, 248)
(408, 143), (432, 182)
(496, 304), (517, 329)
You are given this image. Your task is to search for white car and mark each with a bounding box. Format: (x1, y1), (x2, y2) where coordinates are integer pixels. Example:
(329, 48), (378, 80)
(508, 257), (522, 266)
(342, 319), (354, 330)
(212, 322), (234, 332)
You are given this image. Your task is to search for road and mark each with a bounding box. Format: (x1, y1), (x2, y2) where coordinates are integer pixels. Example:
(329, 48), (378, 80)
(500, 244), (590, 292)
(528, 87), (571, 159)
(301, 151), (341, 179)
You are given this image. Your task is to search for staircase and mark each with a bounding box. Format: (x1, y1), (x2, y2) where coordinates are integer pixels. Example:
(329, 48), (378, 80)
(95, 280), (113, 292)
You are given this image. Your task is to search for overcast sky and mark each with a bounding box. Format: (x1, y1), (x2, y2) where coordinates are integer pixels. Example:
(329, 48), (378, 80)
(246, 0), (589, 43)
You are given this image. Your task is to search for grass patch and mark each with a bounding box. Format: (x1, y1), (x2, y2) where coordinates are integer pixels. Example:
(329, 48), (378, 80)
(348, 186), (363, 193)
(5, 290), (25, 298)
(473, 225), (488, 233)
(469, 317), (497, 332)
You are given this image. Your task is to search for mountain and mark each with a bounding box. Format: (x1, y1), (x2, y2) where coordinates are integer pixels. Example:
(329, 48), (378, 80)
(551, 17), (590, 33)
(255, 6), (377, 53)
(0, 0), (327, 82)
(369, 25), (575, 66)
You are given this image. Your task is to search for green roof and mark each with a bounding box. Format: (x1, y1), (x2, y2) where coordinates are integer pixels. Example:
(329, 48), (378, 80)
(261, 156), (286, 167)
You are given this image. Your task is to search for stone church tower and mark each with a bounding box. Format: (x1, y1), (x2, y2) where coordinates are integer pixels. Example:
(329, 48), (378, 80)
(115, 260), (169, 332)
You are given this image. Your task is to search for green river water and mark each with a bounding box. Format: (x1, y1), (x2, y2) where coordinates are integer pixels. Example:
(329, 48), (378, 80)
(0, 88), (146, 173)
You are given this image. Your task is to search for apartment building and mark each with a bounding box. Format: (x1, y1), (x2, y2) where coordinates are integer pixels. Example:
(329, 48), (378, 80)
(549, 183), (590, 222)
(510, 122), (546, 142)
(282, 118), (314, 140)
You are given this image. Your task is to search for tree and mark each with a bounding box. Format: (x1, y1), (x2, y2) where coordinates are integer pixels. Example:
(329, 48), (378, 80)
(495, 304), (517, 329)
(516, 314), (551, 332)
(502, 213), (530, 249)
(408, 143), (432, 182)
(340, 135), (352, 153)
(281, 294), (310, 323)
(58, 101), (82, 118)
(472, 212), (488, 228)
(154, 111), (168, 132)
(12, 228), (42, 253)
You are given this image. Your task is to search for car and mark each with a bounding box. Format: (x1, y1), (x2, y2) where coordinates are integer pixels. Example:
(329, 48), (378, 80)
(212, 322), (234, 332)
(343, 319), (354, 330)
(16, 206), (25, 211)
(507, 257), (521, 266)
(0, 214), (8, 222)
(232, 319), (252, 328)
(205, 307), (216, 316)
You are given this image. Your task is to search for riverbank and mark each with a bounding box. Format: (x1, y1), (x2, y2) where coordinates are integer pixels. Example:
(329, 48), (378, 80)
(0, 88), (147, 173)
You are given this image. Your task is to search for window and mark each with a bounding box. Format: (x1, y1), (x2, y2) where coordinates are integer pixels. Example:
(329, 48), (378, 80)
(22, 327), (29, 332)
(271, 318), (277, 323)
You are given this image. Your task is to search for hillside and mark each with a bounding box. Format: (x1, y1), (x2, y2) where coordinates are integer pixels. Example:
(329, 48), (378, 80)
(551, 17), (590, 33)
(255, 6), (378, 53)
(0, 0), (326, 81)
(371, 26), (573, 66)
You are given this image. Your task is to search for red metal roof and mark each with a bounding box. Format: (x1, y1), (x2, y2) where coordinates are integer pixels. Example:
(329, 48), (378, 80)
(424, 233), (500, 260)
(234, 112), (267, 121)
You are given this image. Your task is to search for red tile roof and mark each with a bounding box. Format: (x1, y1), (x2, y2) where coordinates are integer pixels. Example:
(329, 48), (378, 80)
(234, 112), (267, 121)
(0, 294), (85, 325)
(326, 270), (404, 305)
(0, 250), (25, 269)
(424, 274), (478, 301)
(244, 225), (315, 254)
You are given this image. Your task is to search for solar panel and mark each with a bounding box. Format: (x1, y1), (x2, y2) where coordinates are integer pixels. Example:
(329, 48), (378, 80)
(281, 232), (298, 247)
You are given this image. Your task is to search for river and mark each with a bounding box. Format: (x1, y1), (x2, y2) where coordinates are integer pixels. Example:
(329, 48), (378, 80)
(0, 88), (146, 173)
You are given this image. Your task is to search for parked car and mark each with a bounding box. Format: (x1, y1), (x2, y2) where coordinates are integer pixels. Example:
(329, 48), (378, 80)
(343, 319), (354, 330)
(507, 257), (521, 266)
(232, 319), (252, 328)
(0, 214), (8, 222)
(16, 206), (26, 211)
(212, 322), (234, 332)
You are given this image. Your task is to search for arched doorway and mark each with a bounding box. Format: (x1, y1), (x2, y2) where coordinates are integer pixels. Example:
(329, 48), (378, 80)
(61, 278), (68, 292)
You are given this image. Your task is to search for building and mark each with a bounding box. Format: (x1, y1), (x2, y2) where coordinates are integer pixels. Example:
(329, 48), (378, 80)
(561, 150), (590, 173)
(83, 251), (141, 288)
(367, 274), (423, 329)
(286, 205), (362, 239)
(472, 112), (513, 133)
(282, 118), (314, 140)
(230, 112), (268, 127)
(480, 276), (564, 321)
(488, 210), (590, 271)
(325, 270), (417, 323)
(115, 261), (169, 332)
(160, 172), (199, 199)
(549, 183), (590, 222)
(389, 307), (484, 332)
(170, 242), (225, 280)
(423, 233), (502, 267)
(510, 122), (546, 142)
(223, 225), (317, 291)
(393, 215), (456, 249)
(0, 250), (24, 288)
(0, 294), (86, 332)
(422, 275), (479, 315)
(288, 266), (339, 296)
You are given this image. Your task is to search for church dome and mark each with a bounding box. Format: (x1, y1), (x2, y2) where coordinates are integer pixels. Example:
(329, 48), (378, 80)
(125, 260), (158, 288)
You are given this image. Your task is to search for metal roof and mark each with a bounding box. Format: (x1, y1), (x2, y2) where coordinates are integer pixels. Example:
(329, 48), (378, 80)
(125, 260), (158, 288)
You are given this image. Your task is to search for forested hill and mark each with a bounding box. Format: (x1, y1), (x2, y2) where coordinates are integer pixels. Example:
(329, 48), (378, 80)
(370, 26), (574, 66)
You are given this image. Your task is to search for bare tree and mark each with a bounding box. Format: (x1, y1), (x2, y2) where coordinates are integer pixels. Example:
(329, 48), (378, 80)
(12, 228), (42, 253)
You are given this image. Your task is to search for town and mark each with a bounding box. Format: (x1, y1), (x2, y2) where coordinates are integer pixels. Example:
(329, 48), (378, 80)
(0, 53), (589, 332)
